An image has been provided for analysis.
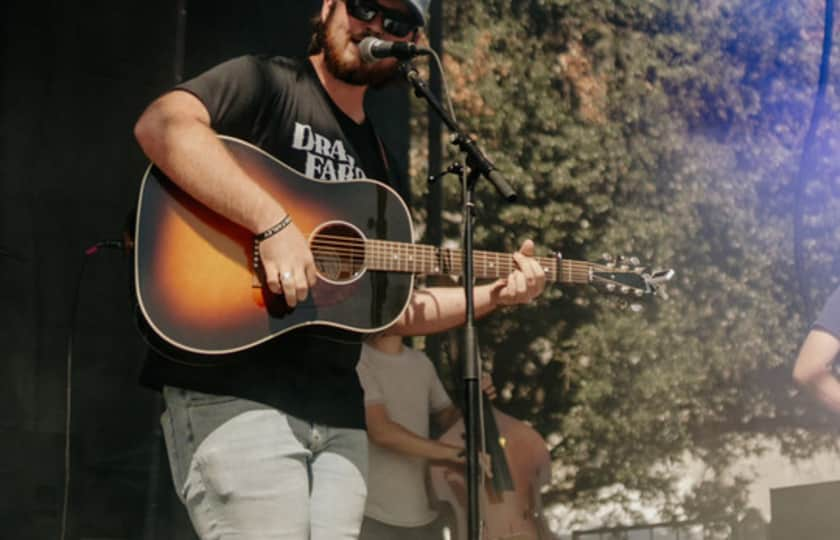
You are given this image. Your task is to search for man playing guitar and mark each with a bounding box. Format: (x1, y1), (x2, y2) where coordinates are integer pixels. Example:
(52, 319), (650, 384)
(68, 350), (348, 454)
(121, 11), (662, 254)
(132, 0), (545, 538)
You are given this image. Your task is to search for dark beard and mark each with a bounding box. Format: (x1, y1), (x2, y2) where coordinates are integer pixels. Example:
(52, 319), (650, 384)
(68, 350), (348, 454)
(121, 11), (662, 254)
(320, 7), (401, 88)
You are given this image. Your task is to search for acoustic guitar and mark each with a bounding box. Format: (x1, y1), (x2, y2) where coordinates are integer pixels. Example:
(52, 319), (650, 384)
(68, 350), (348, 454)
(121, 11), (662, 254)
(134, 136), (671, 357)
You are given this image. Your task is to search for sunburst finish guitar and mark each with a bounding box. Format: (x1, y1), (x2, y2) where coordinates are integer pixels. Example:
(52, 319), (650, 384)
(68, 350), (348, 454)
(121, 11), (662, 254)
(134, 136), (671, 357)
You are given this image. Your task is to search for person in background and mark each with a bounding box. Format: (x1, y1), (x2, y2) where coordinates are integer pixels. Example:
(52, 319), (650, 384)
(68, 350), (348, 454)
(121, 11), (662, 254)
(357, 334), (495, 540)
(793, 286), (840, 414)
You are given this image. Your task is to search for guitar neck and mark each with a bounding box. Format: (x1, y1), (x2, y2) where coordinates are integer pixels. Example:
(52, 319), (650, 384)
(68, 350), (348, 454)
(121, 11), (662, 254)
(364, 240), (595, 284)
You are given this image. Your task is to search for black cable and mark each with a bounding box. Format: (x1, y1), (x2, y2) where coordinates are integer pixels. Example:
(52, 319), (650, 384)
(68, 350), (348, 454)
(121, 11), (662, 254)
(59, 240), (125, 540)
(794, 0), (834, 318)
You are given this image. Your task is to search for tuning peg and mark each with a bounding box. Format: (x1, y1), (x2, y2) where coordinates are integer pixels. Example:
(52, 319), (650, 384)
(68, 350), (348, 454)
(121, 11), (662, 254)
(630, 303), (644, 312)
(628, 256), (640, 266)
(614, 255), (632, 271)
(605, 283), (616, 292)
(620, 286), (631, 295)
(647, 269), (675, 286)
(601, 253), (613, 263)
(642, 269), (673, 300)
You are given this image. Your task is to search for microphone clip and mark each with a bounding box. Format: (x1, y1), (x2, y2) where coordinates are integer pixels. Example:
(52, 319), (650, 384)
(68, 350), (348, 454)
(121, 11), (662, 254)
(359, 37), (432, 64)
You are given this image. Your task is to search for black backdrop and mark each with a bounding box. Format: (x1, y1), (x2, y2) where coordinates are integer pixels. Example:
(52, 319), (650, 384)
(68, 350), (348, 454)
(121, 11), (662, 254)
(1, 1), (410, 538)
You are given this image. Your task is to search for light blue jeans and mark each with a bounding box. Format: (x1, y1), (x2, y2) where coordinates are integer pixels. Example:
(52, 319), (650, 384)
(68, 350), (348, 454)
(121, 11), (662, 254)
(161, 386), (368, 540)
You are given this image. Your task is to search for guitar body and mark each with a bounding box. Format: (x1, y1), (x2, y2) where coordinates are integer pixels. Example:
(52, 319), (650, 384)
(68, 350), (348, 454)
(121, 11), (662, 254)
(134, 136), (414, 356)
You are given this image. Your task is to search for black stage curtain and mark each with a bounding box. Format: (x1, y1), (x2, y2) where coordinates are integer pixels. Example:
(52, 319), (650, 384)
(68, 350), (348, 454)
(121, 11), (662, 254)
(1, 1), (409, 538)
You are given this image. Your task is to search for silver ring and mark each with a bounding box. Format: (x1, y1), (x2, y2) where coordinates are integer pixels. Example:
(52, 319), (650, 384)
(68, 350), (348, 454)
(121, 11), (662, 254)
(281, 271), (292, 281)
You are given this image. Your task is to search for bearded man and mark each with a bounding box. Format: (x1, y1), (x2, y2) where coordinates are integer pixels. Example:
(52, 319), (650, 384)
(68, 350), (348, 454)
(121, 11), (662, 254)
(133, 1), (545, 538)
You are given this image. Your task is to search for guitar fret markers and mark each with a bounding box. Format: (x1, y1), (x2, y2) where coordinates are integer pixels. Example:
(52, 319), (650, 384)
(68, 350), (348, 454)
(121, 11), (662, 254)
(309, 236), (616, 286)
(361, 240), (589, 283)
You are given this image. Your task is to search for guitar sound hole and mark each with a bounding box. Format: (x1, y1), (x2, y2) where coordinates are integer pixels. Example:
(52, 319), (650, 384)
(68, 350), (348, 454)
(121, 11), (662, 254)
(310, 222), (366, 283)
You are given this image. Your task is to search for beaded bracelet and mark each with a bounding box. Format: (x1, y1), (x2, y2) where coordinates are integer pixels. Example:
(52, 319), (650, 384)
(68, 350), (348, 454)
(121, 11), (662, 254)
(255, 214), (293, 242)
(252, 215), (293, 271)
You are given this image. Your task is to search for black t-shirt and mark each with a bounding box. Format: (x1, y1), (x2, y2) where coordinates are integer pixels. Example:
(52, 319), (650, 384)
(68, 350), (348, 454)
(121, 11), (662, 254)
(815, 286), (840, 339)
(139, 55), (409, 429)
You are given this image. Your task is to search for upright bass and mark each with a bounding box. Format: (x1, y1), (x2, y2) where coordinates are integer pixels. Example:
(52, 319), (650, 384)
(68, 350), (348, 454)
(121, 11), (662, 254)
(429, 389), (557, 540)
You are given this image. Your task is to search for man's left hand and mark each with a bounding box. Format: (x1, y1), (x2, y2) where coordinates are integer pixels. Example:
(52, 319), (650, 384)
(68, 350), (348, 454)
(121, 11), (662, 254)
(491, 239), (546, 306)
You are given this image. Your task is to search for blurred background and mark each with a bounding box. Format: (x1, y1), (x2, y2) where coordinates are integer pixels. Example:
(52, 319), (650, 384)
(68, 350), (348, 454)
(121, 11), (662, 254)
(4, 0), (840, 538)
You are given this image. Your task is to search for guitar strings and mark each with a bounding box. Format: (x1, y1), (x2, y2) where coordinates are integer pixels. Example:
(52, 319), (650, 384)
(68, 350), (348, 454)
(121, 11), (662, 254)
(306, 251), (598, 283)
(308, 253), (595, 282)
(309, 243), (569, 269)
(310, 244), (598, 271)
(308, 232), (616, 271)
(311, 238), (604, 265)
(303, 234), (638, 290)
(306, 234), (607, 280)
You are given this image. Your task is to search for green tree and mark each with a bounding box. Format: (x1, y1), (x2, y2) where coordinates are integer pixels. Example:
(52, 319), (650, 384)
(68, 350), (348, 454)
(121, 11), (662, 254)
(410, 0), (840, 525)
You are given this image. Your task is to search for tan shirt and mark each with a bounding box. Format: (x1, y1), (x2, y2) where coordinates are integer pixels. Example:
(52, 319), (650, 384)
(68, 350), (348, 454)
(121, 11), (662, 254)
(356, 343), (452, 526)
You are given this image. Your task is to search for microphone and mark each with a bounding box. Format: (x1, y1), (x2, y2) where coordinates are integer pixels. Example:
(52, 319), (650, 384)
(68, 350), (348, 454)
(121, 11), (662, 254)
(358, 37), (431, 63)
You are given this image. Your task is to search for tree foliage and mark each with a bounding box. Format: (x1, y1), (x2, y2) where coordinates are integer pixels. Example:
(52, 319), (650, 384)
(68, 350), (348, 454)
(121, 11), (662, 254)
(409, 0), (840, 525)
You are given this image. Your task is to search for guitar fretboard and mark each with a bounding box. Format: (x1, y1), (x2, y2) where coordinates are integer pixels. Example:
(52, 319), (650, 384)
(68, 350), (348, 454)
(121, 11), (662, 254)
(363, 239), (596, 284)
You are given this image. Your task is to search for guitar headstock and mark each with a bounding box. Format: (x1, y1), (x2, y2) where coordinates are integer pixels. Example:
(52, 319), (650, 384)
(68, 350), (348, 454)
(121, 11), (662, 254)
(589, 254), (674, 301)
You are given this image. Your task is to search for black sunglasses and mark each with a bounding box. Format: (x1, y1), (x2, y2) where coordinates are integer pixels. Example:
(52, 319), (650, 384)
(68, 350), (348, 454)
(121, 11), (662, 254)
(344, 0), (419, 38)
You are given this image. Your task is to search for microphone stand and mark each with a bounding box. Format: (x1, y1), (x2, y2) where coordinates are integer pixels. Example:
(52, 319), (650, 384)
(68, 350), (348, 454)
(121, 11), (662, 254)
(401, 62), (516, 540)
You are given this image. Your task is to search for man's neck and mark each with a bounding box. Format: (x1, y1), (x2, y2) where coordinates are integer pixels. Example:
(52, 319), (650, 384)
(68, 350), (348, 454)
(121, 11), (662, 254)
(309, 53), (368, 124)
(366, 334), (405, 355)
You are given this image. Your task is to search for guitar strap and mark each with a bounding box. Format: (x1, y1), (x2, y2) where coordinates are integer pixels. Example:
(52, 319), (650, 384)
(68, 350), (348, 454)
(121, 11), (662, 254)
(370, 127), (392, 328)
(373, 128), (393, 182)
(371, 125), (413, 207)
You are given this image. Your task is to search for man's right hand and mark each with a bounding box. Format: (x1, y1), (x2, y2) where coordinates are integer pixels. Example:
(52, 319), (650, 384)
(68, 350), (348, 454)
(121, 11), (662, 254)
(258, 222), (319, 307)
(445, 445), (493, 479)
(481, 373), (497, 401)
